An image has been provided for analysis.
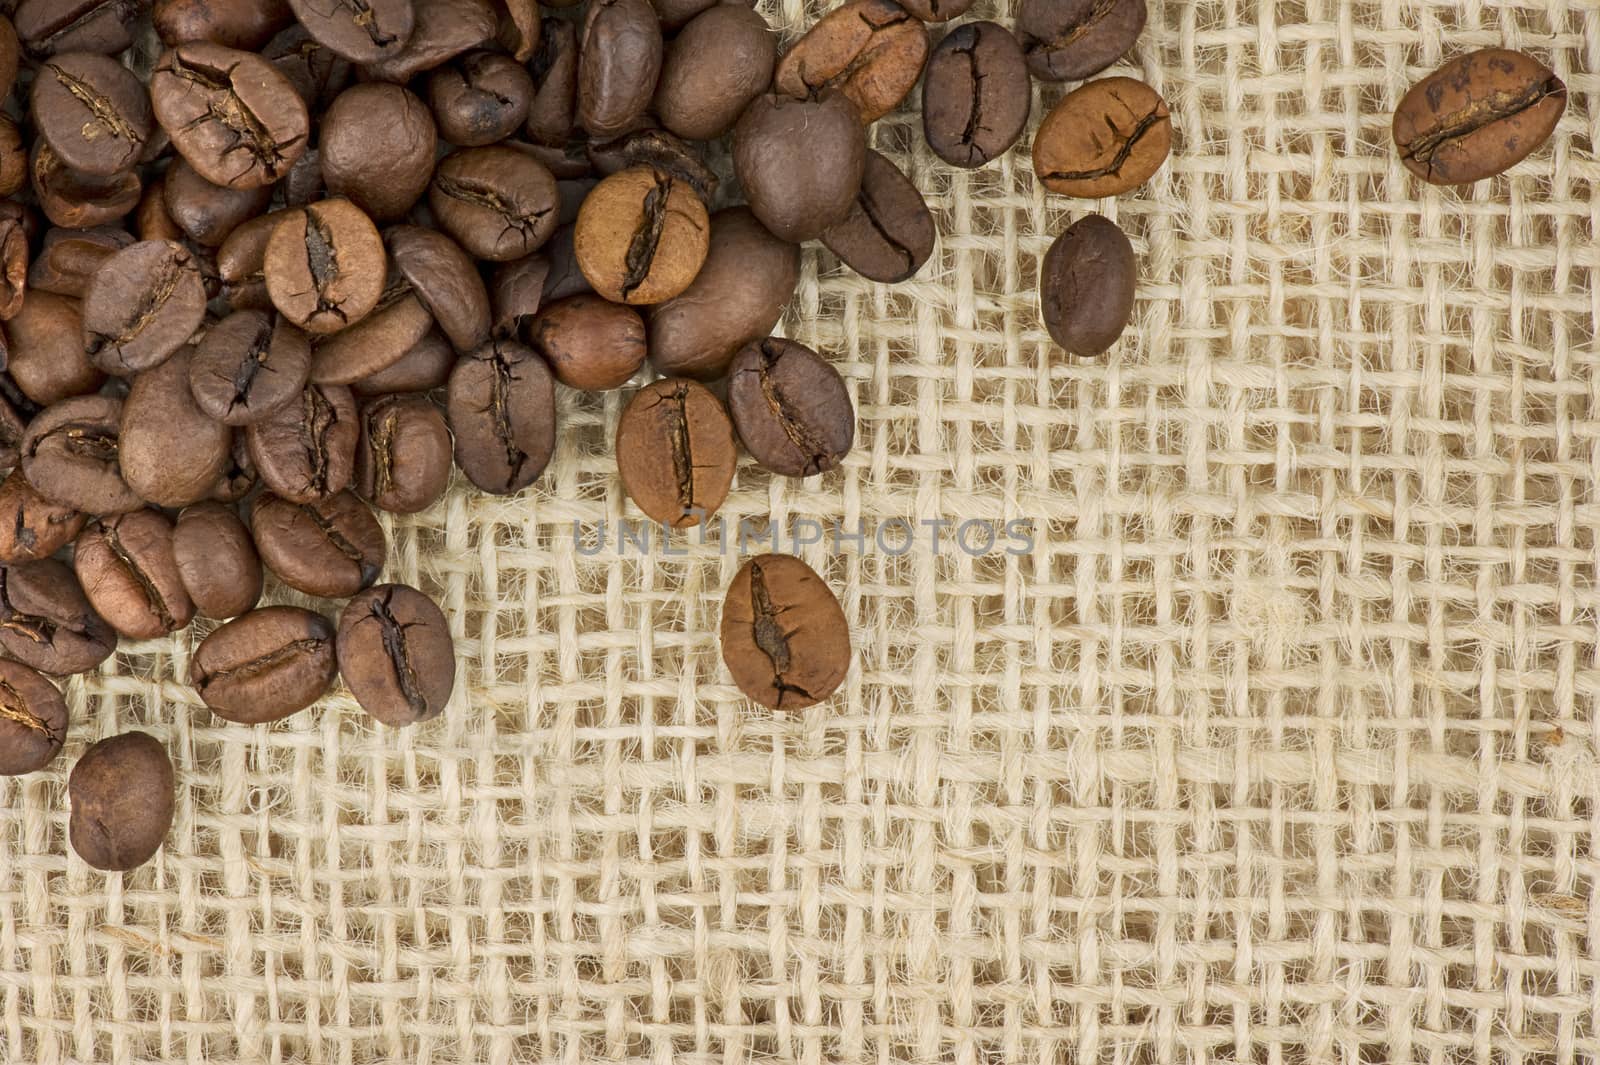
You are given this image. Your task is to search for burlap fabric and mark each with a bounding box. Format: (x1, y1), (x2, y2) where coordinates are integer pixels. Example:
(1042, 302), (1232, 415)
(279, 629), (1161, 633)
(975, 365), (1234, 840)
(4, 0), (1597, 1061)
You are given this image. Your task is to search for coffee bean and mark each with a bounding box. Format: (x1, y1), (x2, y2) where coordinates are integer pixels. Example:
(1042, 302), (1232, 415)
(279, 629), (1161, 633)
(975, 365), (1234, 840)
(16, 0), (142, 58)
(0, 117), (26, 198)
(0, 659), (67, 776)
(386, 225), (492, 353)
(320, 83), (438, 222)
(209, 432), (258, 503)
(137, 175), (184, 243)
(774, 0), (928, 124)
(0, 470), (86, 564)
(429, 145), (559, 262)
(897, 0), (972, 22)
(354, 394), (452, 513)
(31, 140), (143, 229)
(263, 23), (353, 110)
(162, 158), (272, 247)
(521, 138), (595, 181)
(216, 212), (280, 312)
(308, 267), (433, 385)
(172, 501), (261, 620)
(616, 378), (736, 527)
(0, 16), (20, 102)
(7, 291), (106, 405)
(540, 224), (592, 304)
(190, 605), (338, 723)
(727, 339), (854, 477)
(154, 0), (295, 50)
(245, 383), (358, 504)
(821, 149), (934, 283)
(29, 227), (133, 300)
(287, 0), (414, 64)
(1033, 76), (1171, 197)
(446, 338), (555, 494)
(73, 509), (194, 640)
(31, 51), (152, 178)
(922, 21), (1030, 168)
(525, 17), (578, 146)
(151, 43), (310, 189)
(0, 384), (30, 474)
(68, 731), (174, 871)
(22, 395), (142, 515)
(264, 198), (387, 335)
(578, 0), (663, 138)
(0, 212), (25, 321)
(251, 489), (386, 598)
(651, 0), (715, 30)
(719, 553), (850, 710)
(0, 558), (118, 676)
(120, 344), (234, 508)
(526, 295), (645, 390)
(496, 0), (540, 61)
(574, 166), (709, 305)
(189, 310), (313, 426)
(733, 91), (866, 243)
(656, 5), (774, 142)
(1017, 0), (1144, 81)
(586, 128), (719, 206)
(353, 330), (454, 395)
(491, 254), (549, 340)
(82, 240), (207, 375)
(429, 50), (533, 147)
(337, 583), (455, 727)
(1394, 48), (1567, 186)
(649, 207), (799, 380)
(282, 147), (325, 206)
(360, 0), (497, 84)
(1040, 213), (1134, 357)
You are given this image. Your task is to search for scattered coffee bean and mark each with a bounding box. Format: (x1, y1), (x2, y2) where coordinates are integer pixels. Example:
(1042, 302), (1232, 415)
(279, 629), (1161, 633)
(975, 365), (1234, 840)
(353, 330), (455, 395)
(0, 470), (86, 564)
(189, 310), (313, 426)
(150, 42), (310, 189)
(74, 509), (194, 640)
(172, 501), (262, 620)
(216, 212), (280, 311)
(120, 344), (234, 508)
(287, 0), (414, 64)
(922, 21), (1030, 168)
(361, 0), (498, 84)
(162, 157), (273, 247)
(0, 558), (118, 676)
(429, 50), (533, 146)
(719, 553), (850, 710)
(7, 291), (106, 405)
(491, 255), (549, 340)
(246, 383), (358, 504)
(320, 83), (438, 222)
(1033, 76), (1172, 197)
(32, 51), (151, 177)
(734, 91), (866, 243)
(578, 0), (663, 138)
(154, 0), (296, 51)
(1017, 0), (1146, 81)
(68, 731), (174, 871)
(308, 267), (432, 385)
(446, 338), (555, 494)
(525, 17), (578, 146)
(727, 338), (855, 477)
(821, 149), (934, 283)
(264, 198), (386, 334)
(897, 0), (972, 23)
(251, 489), (386, 598)
(529, 294), (647, 390)
(585, 129), (719, 205)
(337, 583), (455, 727)
(655, 5), (775, 142)
(16, 0), (141, 58)
(1040, 213), (1135, 357)
(31, 140), (143, 229)
(190, 605), (338, 723)
(82, 240), (207, 375)
(386, 225), (492, 353)
(616, 378), (736, 527)
(263, 24), (352, 110)
(354, 393), (452, 513)
(429, 145), (559, 262)
(22, 394), (142, 515)
(574, 166), (709, 305)
(774, 0), (928, 124)
(29, 226), (133, 299)
(0, 659), (67, 776)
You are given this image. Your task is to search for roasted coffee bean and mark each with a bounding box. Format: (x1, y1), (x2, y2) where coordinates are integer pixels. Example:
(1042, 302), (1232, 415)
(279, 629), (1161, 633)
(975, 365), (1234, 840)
(528, 295), (646, 391)
(1040, 213), (1134, 357)
(82, 240), (207, 375)
(0, 16), (19, 102)
(22, 395), (141, 515)
(1394, 48), (1566, 186)
(246, 383), (358, 504)
(616, 378), (735, 527)
(0, 471), (86, 564)
(649, 207), (799, 380)
(774, 0), (927, 124)
(216, 212), (280, 311)
(821, 149), (934, 283)
(68, 732), (173, 871)
(429, 146), (558, 262)
(137, 176), (185, 243)
(496, 0), (540, 61)
(281, 147), (325, 207)
(585, 128), (718, 205)
(308, 267), (432, 385)
(31, 141), (143, 229)
(656, 5), (775, 142)
(150, 43), (310, 190)
(525, 17), (578, 146)
(190, 605), (337, 723)
(719, 553), (850, 710)
(7, 292), (105, 406)
(1033, 76), (1171, 197)
(29, 227), (133, 300)
(264, 199), (387, 334)
(897, 0), (972, 22)
(251, 489), (386, 597)
(288, 0), (414, 64)
(172, 501), (261, 619)
(337, 583), (454, 726)
(727, 339), (854, 477)
(353, 330), (454, 395)
(0, 559), (118, 675)
(446, 339), (555, 494)
(0, 117), (25, 199)
(491, 254), (549, 340)
(16, 0), (144, 58)
(189, 310), (313, 425)
(922, 21), (1030, 168)
(734, 92), (866, 243)
(1017, 0), (1145, 81)
(361, 0), (497, 84)
(354, 394), (452, 513)
(574, 167), (709, 305)
(154, 0), (296, 50)
(540, 224), (592, 303)
(0, 386), (28, 472)
(651, 0), (716, 30)
(263, 23), (352, 110)
(121, 345), (234, 507)
(521, 139), (596, 180)
(0, 659), (67, 775)
(321, 83), (438, 222)
(162, 158), (272, 247)
(0, 211), (24, 321)
(209, 432), (257, 502)
(578, 0), (663, 138)
(428, 51), (533, 147)
(386, 225), (492, 352)
(73, 509), (194, 640)
(31, 52), (152, 178)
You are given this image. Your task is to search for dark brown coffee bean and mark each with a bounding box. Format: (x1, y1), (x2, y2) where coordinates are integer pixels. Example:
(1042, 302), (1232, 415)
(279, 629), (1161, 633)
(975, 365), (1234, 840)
(525, 17), (578, 146)
(574, 167), (709, 305)
(151, 43), (310, 190)
(32, 52), (152, 178)
(1040, 213), (1134, 357)
(733, 91), (866, 243)
(137, 175), (185, 243)
(527, 295), (645, 390)
(281, 147), (325, 207)
(308, 267), (432, 385)
(578, 0), (663, 138)
(154, 0), (295, 50)
(520, 138), (596, 180)
(263, 23), (353, 110)
(172, 501), (261, 620)
(320, 83), (438, 222)
(616, 378), (735, 527)
(820, 149), (933, 283)
(121, 345), (234, 508)
(0, 17), (20, 103)
(540, 223), (592, 304)
(8, 292), (106, 405)
(727, 338), (854, 477)
(0, 659), (67, 775)
(216, 212), (280, 312)
(446, 338), (554, 494)
(1394, 48), (1567, 186)
(29, 227), (133, 300)
(656, 5), (774, 141)
(361, 0), (497, 83)
(337, 583), (454, 726)
(246, 383), (358, 504)
(251, 489), (386, 597)
(189, 310), (313, 425)
(16, 0), (144, 58)
(288, 0), (414, 63)
(22, 395), (141, 515)
(73, 509), (194, 640)
(1033, 76), (1171, 197)
(585, 128), (718, 205)
(429, 145), (558, 262)
(428, 50), (532, 147)
(897, 0), (971, 22)
(31, 141), (143, 229)
(922, 21), (1030, 168)
(0, 211), (24, 322)
(491, 254), (548, 340)
(0, 559), (118, 675)
(496, 0), (540, 60)
(68, 732), (173, 871)
(649, 207), (799, 380)
(774, 0), (927, 124)
(0, 381), (29, 473)
(161, 158), (272, 247)
(720, 553), (849, 710)
(353, 330), (454, 395)
(82, 240), (207, 375)
(1017, 0), (1144, 81)
(0, 117), (25, 199)
(354, 393), (451, 513)
(209, 432), (257, 502)
(190, 605), (337, 723)
(0, 470), (86, 564)
(264, 199), (386, 334)
(386, 225), (491, 353)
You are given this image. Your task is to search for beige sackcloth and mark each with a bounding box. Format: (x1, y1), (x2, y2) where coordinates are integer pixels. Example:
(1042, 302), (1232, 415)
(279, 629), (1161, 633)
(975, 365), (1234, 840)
(5, 0), (1599, 1062)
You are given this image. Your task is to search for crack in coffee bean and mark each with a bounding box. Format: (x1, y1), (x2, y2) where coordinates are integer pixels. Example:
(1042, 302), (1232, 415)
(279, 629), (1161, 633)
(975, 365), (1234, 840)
(101, 522), (177, 632)
(85, 256), (184, 357)
(301, 210), (348, 325)
(46, 62), (142, 150)
(1031, 0), (1118, 55)
(0, 570), (58, 646)
(1039, 105), (1165, 182)
(622, 174), (674, 299)
(664, 384), (696, 515)
(433, 176), (549, 243)
(167, 54), (301, 177)
(299, 389), (340, 496)
(196, 636), (330, 691)
(0, 679), (56, 740)
(321, 0), (403, 50)
(957, 39), (988, 161)
(22, 0), (141, 54)
(370, 587), (428, 717)
(853, 185), (918, 276)
(365, 404), (399, 501)
(299, 499), (380, 583)
(1399, 79), (1563, 173)
(227, 320), (277, 413)
(489, 348), (528, 485)
(748, 560), (813, 704)
(796, 6), (916, 98)
(754, 342), (834, 473)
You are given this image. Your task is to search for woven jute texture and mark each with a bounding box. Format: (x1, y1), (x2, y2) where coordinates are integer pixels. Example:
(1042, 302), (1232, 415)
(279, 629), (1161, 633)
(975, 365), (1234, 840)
(5, 1), (1600, 1062)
